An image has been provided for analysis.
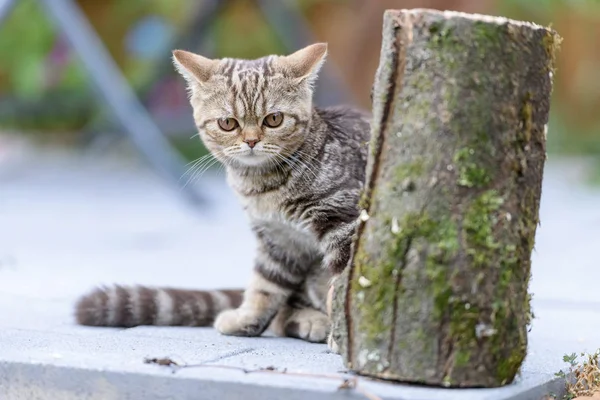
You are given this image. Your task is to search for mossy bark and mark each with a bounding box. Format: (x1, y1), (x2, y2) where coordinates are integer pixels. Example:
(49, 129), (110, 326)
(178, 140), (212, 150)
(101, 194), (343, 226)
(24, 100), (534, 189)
(331, 9), (561, 388)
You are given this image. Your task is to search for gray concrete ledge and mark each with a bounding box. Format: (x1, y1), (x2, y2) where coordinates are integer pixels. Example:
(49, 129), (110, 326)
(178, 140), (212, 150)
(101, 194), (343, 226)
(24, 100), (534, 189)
(0, 305), (583, 400)
(0, 359), (569, 400)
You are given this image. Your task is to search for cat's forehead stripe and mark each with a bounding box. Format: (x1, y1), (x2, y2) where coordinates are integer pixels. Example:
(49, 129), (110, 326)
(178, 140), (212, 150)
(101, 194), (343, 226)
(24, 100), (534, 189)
(220, 57), (274, 76)
(194, 55), (297, 123)
(215, 58), (276, 119)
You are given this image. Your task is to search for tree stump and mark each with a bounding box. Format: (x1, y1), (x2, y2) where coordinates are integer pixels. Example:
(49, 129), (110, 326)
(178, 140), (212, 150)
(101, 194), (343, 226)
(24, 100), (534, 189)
(331, 9), (561, 388)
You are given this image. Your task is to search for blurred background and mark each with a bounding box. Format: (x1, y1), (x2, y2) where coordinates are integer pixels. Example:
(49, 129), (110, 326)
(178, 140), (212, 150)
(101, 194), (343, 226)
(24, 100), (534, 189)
(0, 0), (599, 311)
(0, 0), (598, 172)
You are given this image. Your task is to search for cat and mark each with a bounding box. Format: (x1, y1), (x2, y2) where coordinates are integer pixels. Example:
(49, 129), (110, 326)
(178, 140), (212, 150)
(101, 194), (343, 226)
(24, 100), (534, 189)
(74, 43), (371, 350)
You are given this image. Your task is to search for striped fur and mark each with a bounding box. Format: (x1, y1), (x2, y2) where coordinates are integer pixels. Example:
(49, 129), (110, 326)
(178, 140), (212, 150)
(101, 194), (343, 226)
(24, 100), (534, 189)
(75, 286), (242, 327)
(75, 44), (370, 348)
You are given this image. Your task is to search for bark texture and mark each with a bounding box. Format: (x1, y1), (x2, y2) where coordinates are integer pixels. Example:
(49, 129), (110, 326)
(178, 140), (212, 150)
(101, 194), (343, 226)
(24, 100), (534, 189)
(332, 9), (560, 388)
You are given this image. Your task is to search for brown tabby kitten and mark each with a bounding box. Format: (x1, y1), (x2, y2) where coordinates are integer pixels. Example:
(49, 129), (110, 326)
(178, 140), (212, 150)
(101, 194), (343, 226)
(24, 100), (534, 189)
(75, 43), (370, 349)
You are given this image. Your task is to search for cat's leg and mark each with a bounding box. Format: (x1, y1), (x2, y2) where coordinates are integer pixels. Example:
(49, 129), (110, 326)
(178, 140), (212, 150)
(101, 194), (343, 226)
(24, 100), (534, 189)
(270, 305), (329, 343)
(215, 223), (318, 337)
(315, 220), (357, 352)
(318, 221), (358, 276)
(284, 308), (329, 343)
(214, 269), (291, 337)
(214, 232), (311, 337)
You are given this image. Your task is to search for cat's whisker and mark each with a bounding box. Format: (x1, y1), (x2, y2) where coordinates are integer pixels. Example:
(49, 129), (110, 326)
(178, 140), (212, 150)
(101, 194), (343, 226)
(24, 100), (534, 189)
(290, 148), (323, 166)
(271, 152), (314, 186)
(265, 153), (282, 173)
(274, 151), (319, 183)
(181, 159), (210, 185)
(183, 150), (225, 188)
(192, 152), (221, 172)
(182, 154), (210, 173)
(180, 153), (216, 181)
(261, 144), (280, 150)
(183, 157), (202, 169)
(216, 162), (227, 175)
(184, 161), (212, 188)
(272, 155), (292, 179)
(185, 152), (215, 166)
(292, 156), (320, 181)
(291, 151), (323, 181)
(186, 157), (222, 187)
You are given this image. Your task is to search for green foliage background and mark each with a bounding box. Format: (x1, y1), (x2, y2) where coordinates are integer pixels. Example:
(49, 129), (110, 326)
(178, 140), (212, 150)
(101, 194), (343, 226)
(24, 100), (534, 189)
(0, 0), (598, 166)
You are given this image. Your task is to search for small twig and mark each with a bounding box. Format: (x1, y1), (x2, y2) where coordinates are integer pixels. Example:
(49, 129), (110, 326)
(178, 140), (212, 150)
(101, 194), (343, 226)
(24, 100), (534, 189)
(144, 357), (180, 367)
(338, 378), (357, 390)
(144, 356), (381, 400)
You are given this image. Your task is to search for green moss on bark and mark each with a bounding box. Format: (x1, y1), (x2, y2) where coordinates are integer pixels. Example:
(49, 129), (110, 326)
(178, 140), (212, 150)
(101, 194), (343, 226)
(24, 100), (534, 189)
(354, 210), (461, 345)
(394, 159), (425, 182)
(542, 29), (562, 72)
(520, 92), (534, 144)
(463, 190), (504, 267)
(453, 148), (492, 188)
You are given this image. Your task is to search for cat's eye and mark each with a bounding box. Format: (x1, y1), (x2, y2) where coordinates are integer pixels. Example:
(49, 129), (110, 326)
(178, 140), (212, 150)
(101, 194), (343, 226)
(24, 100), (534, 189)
(217, 118), (239, 132)
(263, 112), (284, 128)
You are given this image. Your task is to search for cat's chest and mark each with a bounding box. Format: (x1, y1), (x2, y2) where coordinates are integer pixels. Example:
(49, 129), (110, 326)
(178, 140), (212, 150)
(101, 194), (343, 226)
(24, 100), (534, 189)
(242, 191), (284, 220)
(242, 192), (320, 252)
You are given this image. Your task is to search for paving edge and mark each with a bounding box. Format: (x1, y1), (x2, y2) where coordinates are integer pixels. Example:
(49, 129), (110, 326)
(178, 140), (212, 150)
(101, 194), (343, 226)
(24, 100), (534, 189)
(0, 360), (568, 400)
(3, 360), (362, 400)
(511, 376), (566, 400)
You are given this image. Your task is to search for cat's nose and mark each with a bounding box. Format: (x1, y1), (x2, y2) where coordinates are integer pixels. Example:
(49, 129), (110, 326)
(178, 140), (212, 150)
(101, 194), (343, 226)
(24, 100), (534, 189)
(244, 139), (260, 149)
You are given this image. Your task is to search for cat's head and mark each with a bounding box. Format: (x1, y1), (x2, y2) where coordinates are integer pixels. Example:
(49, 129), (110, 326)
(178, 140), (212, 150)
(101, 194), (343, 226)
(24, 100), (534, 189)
(172, 43), (327, 169)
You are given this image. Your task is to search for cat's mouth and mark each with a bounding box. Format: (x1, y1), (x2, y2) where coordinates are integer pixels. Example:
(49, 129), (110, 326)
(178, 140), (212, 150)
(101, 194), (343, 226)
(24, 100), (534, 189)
(234, 149), (273, 166)
(224, 143), (282, 168)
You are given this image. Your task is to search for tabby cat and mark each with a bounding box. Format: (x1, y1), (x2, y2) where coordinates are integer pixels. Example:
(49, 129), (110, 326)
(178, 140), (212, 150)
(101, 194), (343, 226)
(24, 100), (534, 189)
(75, 43), (371, 350)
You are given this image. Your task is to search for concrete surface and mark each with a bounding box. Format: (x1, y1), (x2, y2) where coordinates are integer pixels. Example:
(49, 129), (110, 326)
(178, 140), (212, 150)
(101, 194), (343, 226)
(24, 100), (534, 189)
(1, 142), (599, 400)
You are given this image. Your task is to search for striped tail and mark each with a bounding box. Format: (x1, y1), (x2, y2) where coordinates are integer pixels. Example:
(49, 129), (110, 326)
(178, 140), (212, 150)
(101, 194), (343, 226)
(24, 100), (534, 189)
(75, 285), (243, 327)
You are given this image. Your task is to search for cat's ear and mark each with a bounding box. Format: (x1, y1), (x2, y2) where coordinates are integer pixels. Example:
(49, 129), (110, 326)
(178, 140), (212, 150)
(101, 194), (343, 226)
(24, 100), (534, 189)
(281, 43), (327, 84)
(172, 49), (218, 85)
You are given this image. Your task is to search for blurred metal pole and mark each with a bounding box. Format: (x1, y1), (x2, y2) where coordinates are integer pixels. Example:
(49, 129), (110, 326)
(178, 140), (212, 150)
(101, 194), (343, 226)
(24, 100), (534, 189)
(0, 0), (16, 25)
(255, 0), (354, 107)
(37, 0), (209, 208)
(156, 0), (225, 72)
(138, 0), (226, 136)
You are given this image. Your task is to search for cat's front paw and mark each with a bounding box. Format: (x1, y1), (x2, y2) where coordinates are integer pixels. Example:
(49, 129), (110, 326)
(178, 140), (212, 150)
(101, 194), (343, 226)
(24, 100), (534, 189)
(214, 309), (266, 337)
